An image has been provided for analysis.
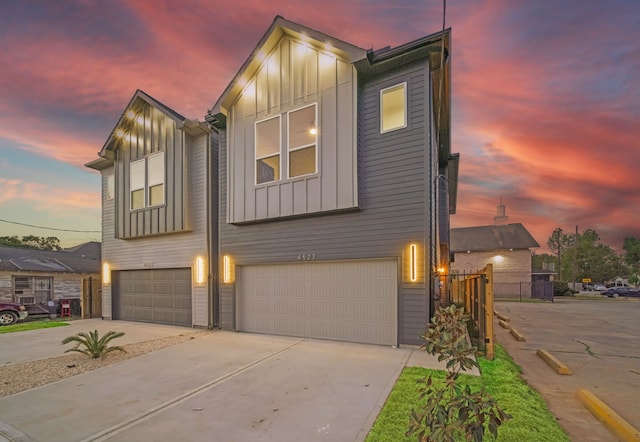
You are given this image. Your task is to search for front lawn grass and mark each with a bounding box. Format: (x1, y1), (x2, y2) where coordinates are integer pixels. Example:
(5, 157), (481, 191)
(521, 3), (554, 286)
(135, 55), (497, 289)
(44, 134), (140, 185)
(366, 344), (569, 441)
(0, 320), (70, 334)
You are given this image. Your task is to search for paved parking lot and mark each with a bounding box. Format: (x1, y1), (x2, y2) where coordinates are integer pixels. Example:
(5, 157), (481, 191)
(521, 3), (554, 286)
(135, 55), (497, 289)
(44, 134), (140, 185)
(494, 297), (639, 442)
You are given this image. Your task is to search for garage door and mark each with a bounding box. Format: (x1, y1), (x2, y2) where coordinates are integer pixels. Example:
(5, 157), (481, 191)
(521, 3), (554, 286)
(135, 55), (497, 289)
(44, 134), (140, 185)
(237, 260), (397, 345)
(113, 268), (192, 327)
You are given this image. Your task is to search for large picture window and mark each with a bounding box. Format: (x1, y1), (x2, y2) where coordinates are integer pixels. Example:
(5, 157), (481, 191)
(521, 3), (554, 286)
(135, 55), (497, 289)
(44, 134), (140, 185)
(380, 82), (407, 133)
(255, 116), (281, 184)
(129, 152), (165, 210)
(288, 104), (317, 178)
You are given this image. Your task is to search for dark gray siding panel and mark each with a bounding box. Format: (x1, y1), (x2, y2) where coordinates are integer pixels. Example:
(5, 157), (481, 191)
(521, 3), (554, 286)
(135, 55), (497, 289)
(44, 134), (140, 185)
(219, 60), (434, 344)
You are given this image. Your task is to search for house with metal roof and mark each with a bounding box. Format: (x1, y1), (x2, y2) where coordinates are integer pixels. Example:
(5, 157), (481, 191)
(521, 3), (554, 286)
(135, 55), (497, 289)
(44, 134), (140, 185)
(0, 242), (101, 312)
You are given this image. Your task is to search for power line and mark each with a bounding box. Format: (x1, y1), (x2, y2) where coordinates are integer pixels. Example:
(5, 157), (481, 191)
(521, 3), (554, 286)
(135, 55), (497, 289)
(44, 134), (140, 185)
(0, 218), (101, 233)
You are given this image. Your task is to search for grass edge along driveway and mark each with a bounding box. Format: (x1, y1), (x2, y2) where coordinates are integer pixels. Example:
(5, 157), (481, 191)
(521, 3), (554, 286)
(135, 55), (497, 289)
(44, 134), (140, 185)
(366, 344), (569, 441)
(0, 320), (70, 334)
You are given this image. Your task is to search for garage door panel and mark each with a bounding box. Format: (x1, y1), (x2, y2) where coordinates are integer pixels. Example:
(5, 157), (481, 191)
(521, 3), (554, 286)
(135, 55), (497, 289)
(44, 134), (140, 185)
(113, 268), (192, 327)
(238, 260), (397, 346)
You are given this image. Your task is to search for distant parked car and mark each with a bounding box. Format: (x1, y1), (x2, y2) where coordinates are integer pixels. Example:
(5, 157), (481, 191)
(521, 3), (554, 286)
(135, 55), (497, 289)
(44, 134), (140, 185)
(0, 302), (29, 325)
(603, 287), (640, 298)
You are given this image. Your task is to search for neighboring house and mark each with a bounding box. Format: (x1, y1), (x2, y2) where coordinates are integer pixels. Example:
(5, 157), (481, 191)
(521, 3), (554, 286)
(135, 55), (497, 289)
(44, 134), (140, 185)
(0, 242), (101, 306)
(86, 16), (457, 346)
(450, 221), (540, 298)
(86, 90), (215, 328)
(206, 16), (456, 346)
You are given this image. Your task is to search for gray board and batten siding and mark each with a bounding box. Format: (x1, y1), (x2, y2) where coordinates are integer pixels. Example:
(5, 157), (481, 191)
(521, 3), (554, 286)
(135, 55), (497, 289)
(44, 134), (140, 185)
(113, 103), (190, 239)
(226, 36), (358, 224)
(217, 58), (436, 346)
(95, 99), (213, 328)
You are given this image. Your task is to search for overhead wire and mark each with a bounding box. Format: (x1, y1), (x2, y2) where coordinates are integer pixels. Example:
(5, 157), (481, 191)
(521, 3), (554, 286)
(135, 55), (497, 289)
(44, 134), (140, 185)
(0, 218), (101, 233)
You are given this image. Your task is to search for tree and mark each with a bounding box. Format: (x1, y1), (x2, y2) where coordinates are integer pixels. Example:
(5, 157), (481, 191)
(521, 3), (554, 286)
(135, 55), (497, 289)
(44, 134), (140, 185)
(0, 235), (62, 251)
(546, 228), (574, 280)
(574, 229), (620, 283)
(623, 237), (640, 286)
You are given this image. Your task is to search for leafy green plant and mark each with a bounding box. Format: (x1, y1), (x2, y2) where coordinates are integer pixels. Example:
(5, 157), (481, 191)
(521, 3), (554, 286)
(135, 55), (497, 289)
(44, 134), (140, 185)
(61, 329), (126, 359)
(407, 305), (510, 441)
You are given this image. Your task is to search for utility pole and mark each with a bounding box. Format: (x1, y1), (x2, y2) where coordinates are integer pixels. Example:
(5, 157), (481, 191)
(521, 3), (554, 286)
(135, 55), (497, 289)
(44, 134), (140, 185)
(572, 225), (578, 290)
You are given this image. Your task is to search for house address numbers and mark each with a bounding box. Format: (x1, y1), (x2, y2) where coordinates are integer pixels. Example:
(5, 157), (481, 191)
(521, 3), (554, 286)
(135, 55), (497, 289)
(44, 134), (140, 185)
(297, 253), (316, 261)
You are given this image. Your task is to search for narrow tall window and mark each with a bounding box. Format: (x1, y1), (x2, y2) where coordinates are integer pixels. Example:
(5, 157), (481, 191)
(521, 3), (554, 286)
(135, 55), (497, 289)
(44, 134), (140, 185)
(288, 104), (317, 178)
(106, 174), (115, 200)
(380, 82), (407, 133)
(130, 159), (146, 210)
(148, 152), (165, 207)
(256, 116), (281, 184)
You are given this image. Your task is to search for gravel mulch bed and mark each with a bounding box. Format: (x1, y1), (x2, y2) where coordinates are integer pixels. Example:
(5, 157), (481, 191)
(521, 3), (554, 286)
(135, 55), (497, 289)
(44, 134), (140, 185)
(0, 331), (210, 398)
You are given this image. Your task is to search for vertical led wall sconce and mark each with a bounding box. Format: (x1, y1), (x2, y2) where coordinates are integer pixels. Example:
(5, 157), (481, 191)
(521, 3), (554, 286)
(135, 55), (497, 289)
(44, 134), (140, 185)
(223, 255), (233, 283)
(410, 244), (417, 282)
(195, 257), (206, 285)
(102, 263), (111, 286)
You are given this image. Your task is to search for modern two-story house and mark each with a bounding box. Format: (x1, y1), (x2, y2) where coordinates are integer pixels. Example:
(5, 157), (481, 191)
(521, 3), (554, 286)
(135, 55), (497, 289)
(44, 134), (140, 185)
(86, 90), (216, 328)
(87, 16), (456, 347)
(206, 16), (455, 346)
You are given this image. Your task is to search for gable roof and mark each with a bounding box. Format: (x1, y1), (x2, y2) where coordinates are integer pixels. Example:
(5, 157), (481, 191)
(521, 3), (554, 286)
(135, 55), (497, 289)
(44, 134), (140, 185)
(0, 242), (101, 274)
(86, 90), (208, 171)
(207, 15), (367, 127)
(450, 223), (540, 253)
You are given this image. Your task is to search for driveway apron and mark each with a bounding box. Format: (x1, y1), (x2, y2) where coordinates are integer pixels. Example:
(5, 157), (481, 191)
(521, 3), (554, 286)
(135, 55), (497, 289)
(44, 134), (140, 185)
(0, 332), (410, 442)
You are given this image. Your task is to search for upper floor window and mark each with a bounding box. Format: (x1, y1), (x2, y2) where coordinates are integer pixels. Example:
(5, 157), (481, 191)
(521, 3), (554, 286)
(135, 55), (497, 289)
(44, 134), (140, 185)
(255, 104), (319, 185)
(255, 116), (281, 185)
(288, 104), (317, 178)
(380, 82), (407, 133)
(130, 152), (165, 210)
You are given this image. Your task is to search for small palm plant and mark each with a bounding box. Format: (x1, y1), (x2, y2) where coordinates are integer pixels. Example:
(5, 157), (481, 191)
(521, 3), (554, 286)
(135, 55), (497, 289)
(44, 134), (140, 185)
(61, 330), (126, 359)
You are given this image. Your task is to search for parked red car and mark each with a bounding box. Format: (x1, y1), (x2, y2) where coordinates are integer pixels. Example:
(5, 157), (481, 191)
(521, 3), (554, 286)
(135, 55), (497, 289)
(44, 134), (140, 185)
(0, 302), (28, 325)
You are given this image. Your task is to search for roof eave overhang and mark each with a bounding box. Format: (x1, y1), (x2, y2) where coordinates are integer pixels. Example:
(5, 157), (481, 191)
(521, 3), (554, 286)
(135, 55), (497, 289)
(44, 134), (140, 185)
(97, 90), (187, 157)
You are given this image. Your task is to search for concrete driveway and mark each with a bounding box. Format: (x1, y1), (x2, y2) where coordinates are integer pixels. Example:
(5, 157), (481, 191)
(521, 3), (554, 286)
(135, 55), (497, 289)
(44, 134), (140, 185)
(495, 297), (640, 442)
(0, 326), (419, 442)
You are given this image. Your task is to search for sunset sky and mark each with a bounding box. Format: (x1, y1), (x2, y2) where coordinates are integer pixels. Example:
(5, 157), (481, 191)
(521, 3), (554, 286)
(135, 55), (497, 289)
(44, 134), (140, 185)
(1, 0), (638, 252)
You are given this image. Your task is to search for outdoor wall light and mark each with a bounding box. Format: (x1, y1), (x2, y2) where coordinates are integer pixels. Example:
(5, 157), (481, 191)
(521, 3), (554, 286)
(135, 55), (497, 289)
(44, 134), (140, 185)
(102, 263), (111, 286)
(195, 257), (206, 285)
(223, 255), (233, 284)
(493, 255), (504, 263)
(410, 244), (417, 282)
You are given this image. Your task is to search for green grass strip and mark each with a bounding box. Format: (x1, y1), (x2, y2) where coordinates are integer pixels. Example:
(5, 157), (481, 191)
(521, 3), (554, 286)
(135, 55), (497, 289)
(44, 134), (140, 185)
(366, 344), (569, 441)
(0, 320), (70, 334)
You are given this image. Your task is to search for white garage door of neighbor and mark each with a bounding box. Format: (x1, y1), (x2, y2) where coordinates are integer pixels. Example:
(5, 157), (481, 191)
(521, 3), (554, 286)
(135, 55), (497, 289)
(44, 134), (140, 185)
(237, 260), (398, 346)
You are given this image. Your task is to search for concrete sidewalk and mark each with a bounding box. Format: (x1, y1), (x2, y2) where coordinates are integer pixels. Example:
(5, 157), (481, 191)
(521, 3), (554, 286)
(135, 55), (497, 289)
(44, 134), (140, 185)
(0, 331), (416, 442)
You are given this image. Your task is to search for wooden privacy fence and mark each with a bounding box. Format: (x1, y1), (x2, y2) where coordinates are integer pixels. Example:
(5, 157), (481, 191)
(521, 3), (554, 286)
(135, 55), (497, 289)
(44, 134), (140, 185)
(81, 277), (102, 319)
(450, 264), (494, 360)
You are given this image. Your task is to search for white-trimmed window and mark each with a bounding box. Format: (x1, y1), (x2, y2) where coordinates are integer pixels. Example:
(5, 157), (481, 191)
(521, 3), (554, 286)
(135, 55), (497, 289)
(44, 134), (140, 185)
(255, 115), (281, 185)
(288, 104), (317, 178)
(106, 174), (115, 200)
(148, 153), (165, 207)
(130, 159), (146, 210)
(380, 82), (407, 133)
(129, 152), (165, 210)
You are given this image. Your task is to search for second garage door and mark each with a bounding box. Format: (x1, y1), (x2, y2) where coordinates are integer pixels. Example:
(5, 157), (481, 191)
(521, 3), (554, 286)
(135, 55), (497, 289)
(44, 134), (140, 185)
(237, 260), (397, 346)
(113, 268), (192, 327)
